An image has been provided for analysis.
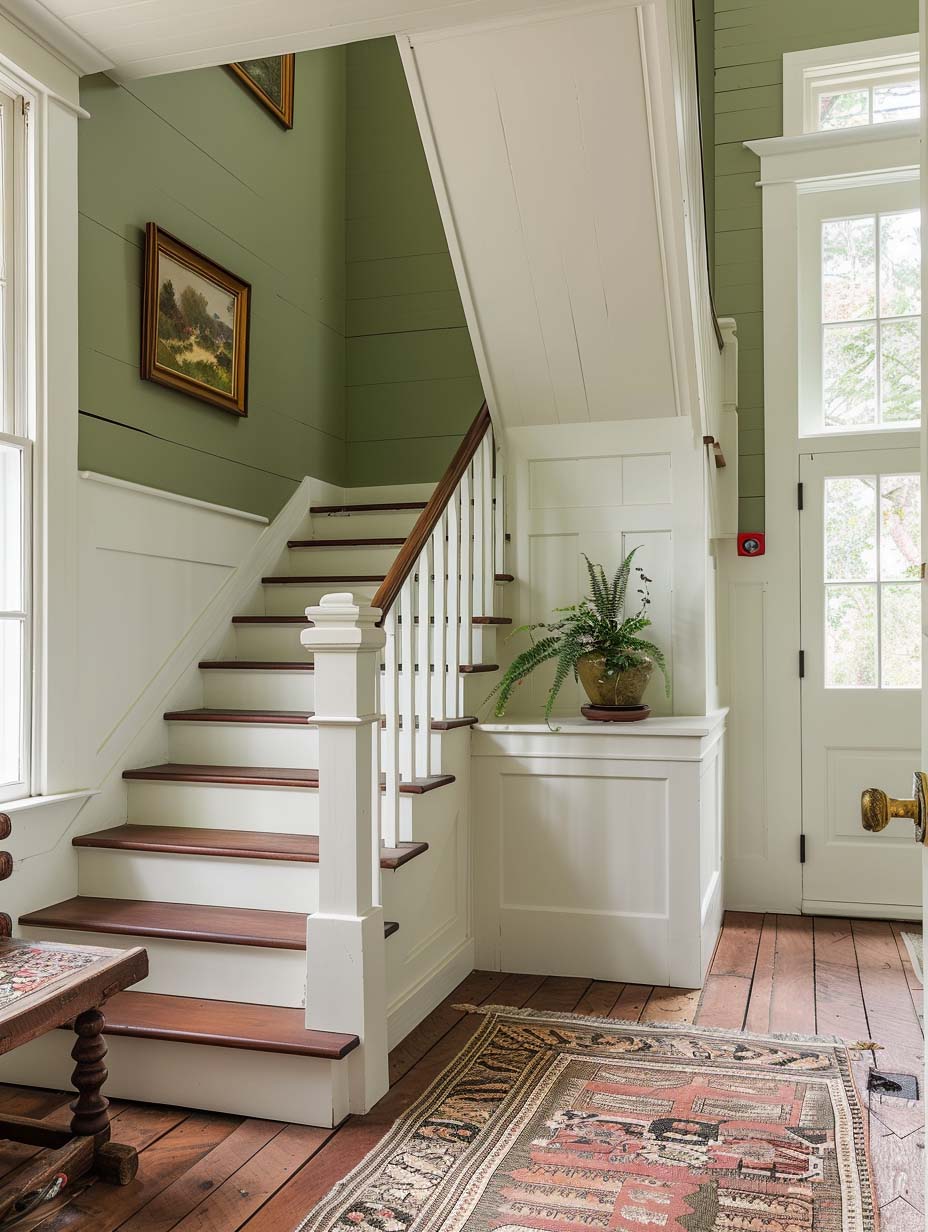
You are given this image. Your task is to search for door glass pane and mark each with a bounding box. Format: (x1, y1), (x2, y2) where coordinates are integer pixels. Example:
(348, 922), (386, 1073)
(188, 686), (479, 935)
(826, 585), (878, 686)
(873, 79), (921, 123)
(825, 475), (876, 580)
(822, 217), (875, 321)
(0, 618), (21, 787)
(880, 474), (921, 579)
(880, 211), (920, 316)
(818, 89), (869, 130)
(823, 322), (878, 427)
(881, 583), (922, 687)
(0, 441), (21, 611)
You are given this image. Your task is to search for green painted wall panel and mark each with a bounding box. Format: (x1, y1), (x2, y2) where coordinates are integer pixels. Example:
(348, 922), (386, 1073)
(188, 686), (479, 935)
(713, 0), (917, 531)
(78, 50), (348, 519)
(345, 38), (482, 487)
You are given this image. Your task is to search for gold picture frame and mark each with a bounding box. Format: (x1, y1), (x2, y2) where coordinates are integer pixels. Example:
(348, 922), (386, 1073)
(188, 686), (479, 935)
(228, 55), (295, 128)
(141, 223), (251, 417)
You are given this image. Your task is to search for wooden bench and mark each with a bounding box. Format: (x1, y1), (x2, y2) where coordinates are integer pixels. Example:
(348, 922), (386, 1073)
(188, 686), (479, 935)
(0, 937), (148, 1226)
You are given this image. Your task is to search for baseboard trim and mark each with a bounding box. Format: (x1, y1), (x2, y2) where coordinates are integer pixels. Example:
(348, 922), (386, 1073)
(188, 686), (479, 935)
(801, 899), (922, 922)
(387, 937), (475, 1050)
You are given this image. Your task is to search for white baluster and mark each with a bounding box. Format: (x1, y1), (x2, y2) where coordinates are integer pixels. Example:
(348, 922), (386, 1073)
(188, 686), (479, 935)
(481, 434), (495, 617)
(431, 513), (448, 721)
(415, 538), (431, 777)
(459, 463), (474, 711)
(302, 593), (388, 1114)
(381, 609), (399, 849)
(472, 440), (487, 618)
(494, 436), (506, 579)
(446, 488), (462, 717)
(399, 574), (416, 783)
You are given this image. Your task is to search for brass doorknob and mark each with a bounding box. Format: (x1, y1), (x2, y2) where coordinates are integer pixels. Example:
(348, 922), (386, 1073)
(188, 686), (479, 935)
(861, 771), (928, 844)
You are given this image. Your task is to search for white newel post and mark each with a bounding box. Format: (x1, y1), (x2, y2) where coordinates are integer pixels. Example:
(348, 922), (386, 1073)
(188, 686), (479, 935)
(302, 593), (389, 1114)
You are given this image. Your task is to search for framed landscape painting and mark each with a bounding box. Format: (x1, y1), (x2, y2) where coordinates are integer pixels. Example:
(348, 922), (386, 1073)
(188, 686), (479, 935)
(141, 224), (250, 417)
(228, 55), (294, 128)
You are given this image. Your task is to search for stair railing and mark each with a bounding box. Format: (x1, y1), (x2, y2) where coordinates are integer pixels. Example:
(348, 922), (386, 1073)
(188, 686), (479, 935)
(301, 402), (502, 1113)
(372, 402), (501, 846)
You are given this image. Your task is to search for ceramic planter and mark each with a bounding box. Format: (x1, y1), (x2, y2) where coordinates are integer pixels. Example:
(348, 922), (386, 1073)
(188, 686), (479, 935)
(576, 653), (653, 708)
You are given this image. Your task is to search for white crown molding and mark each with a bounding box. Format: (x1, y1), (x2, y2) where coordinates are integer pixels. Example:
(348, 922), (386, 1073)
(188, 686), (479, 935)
(0, 0), (110, 77)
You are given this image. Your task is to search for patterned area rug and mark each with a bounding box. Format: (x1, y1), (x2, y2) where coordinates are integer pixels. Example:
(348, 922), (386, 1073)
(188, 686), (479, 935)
(0, 940), (102, 1009)
(299, 1006), (876, 1232)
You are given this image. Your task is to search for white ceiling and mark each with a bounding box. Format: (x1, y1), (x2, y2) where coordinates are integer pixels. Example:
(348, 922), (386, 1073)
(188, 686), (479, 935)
(3, 0), (594, 78)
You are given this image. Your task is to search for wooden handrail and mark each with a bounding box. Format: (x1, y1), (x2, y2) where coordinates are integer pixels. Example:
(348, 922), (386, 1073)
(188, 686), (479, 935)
(372, 402), (492, 619)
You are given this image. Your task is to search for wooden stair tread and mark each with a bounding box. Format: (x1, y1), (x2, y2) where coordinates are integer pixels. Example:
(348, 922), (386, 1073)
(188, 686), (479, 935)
(471, 616), (512, 625)
(310, 502), (428, 514)
(93, 992), (360, 1059)
(263, 573), (514, 584)
(198, 660), (314, 671)
(288, 538), (406, 549)
(122, 763), (455, 794)
(74, 825), (428, 870)
(164, 708), (314, 725)
(20, 897), (399, 949)
(458, 663), (500, 673)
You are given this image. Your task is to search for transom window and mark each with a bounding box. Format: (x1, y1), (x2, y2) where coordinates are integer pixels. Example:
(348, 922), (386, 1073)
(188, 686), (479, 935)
(824, 472), (921, 688)
(783, 36), (919, 136)
(799, 179), (920, 436)
(815, 74), (919, 131)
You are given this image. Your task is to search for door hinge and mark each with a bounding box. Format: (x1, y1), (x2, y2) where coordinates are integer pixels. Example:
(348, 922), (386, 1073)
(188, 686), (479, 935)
(800, 834), (806, 863)
(797, 482), (804, 511)
(799, 650), (805, 678)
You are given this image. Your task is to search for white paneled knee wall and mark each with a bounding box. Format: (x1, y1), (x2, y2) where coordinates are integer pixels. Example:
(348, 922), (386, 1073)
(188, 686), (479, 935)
(473, 715), (726, 988)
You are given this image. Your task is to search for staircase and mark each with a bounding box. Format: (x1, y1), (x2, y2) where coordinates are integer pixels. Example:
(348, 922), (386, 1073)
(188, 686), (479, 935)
(11, 407), (508, 1126)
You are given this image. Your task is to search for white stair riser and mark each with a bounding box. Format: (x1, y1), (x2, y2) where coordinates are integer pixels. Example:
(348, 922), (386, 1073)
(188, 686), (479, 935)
(264, 583), (379, 614)
(127, 779), (319, 832)
(202, 669), (315, 710)
(168, 721), (320, 768)
(234, 624), (311, 660)
(18, 925), (306, 1006)
(0, 1033), (349, 1127)
(286, 545), (399, 574)
(77, 848), (320, 913)
(310, 511), (422, 538)
(471, 626), (499, 661)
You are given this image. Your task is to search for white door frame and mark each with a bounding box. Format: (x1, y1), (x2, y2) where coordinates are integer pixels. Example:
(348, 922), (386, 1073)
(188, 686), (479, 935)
(722, 123), (920, 915)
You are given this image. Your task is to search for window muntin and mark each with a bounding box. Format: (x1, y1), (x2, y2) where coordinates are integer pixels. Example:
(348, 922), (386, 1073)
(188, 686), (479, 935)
(823, 472), (921, 688)
(799, 179), (920, 437)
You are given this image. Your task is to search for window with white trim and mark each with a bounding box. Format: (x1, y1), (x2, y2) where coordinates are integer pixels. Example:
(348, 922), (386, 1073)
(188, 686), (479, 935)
(799, 177), (920, 436)
(783, 35), (919, 136)
(0, 84), (32, 801)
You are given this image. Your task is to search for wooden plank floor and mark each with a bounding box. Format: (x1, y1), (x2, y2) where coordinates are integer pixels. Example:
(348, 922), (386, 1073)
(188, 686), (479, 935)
(0, 912), (921, 1231)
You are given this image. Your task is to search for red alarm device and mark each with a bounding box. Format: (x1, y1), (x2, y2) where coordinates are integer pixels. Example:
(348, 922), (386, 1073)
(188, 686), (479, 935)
(737, 532), (765, 557)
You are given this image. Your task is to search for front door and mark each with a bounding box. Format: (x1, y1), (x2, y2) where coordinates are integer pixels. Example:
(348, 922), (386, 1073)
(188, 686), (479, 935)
(800, 446), (922, 915)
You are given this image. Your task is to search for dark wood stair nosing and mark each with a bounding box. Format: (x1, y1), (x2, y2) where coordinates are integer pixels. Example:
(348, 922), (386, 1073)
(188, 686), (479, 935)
(122, 763), (456, 795)
(72, 991), (360, 1059)
(20, 896), (399, 950)
(262, 573), (514, 585)
(74, 824), (429, 870)
(198, 660), (315, 671)
(288, 538), (406, 549)
(164, 708), (314, 725)
(310, 502), (428, 514)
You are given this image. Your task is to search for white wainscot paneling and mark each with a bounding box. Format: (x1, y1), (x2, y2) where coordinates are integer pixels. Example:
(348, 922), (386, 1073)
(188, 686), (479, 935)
(473, 713), (726, 988)
(77, 475), (266, 769)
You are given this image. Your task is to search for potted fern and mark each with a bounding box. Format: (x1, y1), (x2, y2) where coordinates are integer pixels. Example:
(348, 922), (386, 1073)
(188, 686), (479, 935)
(489, 549), (669, 724)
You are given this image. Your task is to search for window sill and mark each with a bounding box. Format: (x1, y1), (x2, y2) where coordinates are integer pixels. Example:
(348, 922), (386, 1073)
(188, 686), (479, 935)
(0, 788), (97, 817)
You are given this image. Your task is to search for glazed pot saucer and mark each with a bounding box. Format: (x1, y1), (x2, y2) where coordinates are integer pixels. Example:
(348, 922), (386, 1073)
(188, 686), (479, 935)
(580, 703), (651, 723)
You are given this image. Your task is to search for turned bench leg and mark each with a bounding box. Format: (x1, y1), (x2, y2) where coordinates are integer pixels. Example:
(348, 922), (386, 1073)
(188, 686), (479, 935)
(68, 1008), (139, 1185)
(70, 1008), (110, 1140)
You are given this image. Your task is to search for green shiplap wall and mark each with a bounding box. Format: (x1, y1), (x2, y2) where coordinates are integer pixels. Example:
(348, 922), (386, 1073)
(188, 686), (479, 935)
(78, 51), (348, 519)
(345, 38), (482, 487)
(713, 0), (917, 530)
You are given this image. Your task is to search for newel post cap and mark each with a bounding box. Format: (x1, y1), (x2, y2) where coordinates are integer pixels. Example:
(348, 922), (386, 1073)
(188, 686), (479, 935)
(301, 592), (385, 653)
